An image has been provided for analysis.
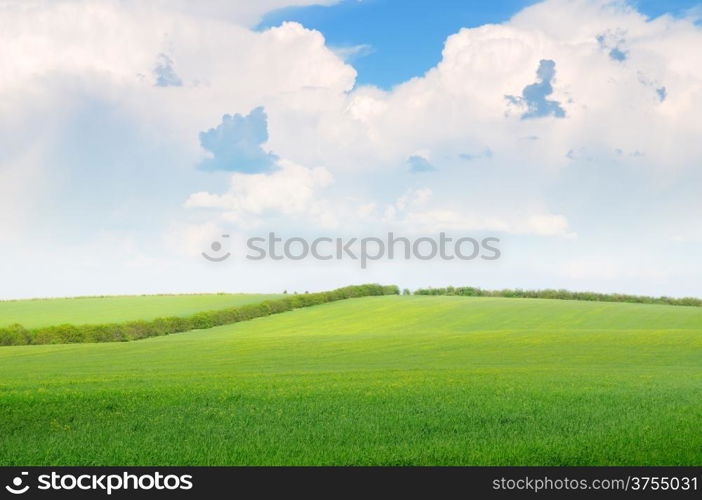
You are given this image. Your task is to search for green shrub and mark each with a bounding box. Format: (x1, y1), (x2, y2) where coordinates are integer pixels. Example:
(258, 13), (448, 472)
(0, 324), (32, 346)
(413, 286), (702, 307)
(33, 324), (86, 344)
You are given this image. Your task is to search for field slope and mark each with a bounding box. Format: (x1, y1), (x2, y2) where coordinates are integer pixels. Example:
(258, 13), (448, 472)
(0, 293), (283, 328)
(1, 295), (701, 465)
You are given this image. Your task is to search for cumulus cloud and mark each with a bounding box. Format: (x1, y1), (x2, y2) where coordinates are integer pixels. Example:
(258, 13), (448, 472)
(3, 0), (702, 297)
(6, 0), (340, 28)
(401, 208), (573, 237)
(0, 0), (356, 278)
(198, 107), (279, 173)
(337, 187), (575, 237)
(186, 160), (335, 227)
(153, 0), (339, 26)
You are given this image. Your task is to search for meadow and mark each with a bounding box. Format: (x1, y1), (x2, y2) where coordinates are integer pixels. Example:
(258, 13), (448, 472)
(0, 293), (283, 328)
(1, 295), (701, 465)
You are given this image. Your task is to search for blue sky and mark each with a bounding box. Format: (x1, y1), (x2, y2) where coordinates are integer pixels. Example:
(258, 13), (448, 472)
(633, 0), (702, 17)
(259, 0), (702, 88)
(2, 0), (702, 299)
(259, 0), (540, 88)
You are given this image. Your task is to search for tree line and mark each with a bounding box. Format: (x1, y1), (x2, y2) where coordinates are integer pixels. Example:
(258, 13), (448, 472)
(413, 286), (702, 307)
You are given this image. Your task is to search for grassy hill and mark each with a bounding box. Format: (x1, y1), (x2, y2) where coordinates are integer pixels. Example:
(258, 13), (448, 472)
(0, 293), (283, 328)
(1, 295), (701, 465)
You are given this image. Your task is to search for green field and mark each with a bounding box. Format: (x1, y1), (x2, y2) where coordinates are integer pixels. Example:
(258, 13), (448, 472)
(0, 294), (282, 328)
(1, 295), (701, 465)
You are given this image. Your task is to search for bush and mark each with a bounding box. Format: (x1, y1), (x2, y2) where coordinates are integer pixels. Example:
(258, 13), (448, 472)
(0, 324), (32, 346)
(412, 286), (702, 307)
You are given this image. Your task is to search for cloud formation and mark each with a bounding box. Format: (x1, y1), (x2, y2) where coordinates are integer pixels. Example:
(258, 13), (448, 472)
(186, 160), (335, 228)
(2, 0), (702, 297)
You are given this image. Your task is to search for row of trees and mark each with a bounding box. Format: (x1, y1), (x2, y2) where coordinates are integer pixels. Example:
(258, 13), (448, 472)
(0, 284), (399, 346)
(413, 286), (702, 307)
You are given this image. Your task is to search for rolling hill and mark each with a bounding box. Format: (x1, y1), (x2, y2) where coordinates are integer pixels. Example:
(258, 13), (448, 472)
(0, 293), (283, 329)
(1, 294), (700, 465)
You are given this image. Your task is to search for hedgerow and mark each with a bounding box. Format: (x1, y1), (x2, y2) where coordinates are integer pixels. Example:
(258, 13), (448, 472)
(413, 286), (702, 307)
(0, 284), (398, 346)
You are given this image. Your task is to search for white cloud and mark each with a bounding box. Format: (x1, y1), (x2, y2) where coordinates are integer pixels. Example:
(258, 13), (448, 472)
(185, 160), (335, 228)
(393, 207), (573, 237)
(331, 43), (374, 61)
(2, 0), (702, 297)
(562, 256), (670, 281)
(164, 221), (226, 258)
(0, 0), (356, 236)
(527, 214), (574, 237)
(0, 0), (339, 29)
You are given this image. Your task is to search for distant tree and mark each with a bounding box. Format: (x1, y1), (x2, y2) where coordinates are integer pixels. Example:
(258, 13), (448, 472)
(402, 288), (411, 295)
(410, 285), (702, 308)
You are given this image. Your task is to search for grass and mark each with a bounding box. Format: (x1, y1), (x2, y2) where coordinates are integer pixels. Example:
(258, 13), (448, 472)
(1, 295), (701, 465)
(0, 293), (283, 328)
